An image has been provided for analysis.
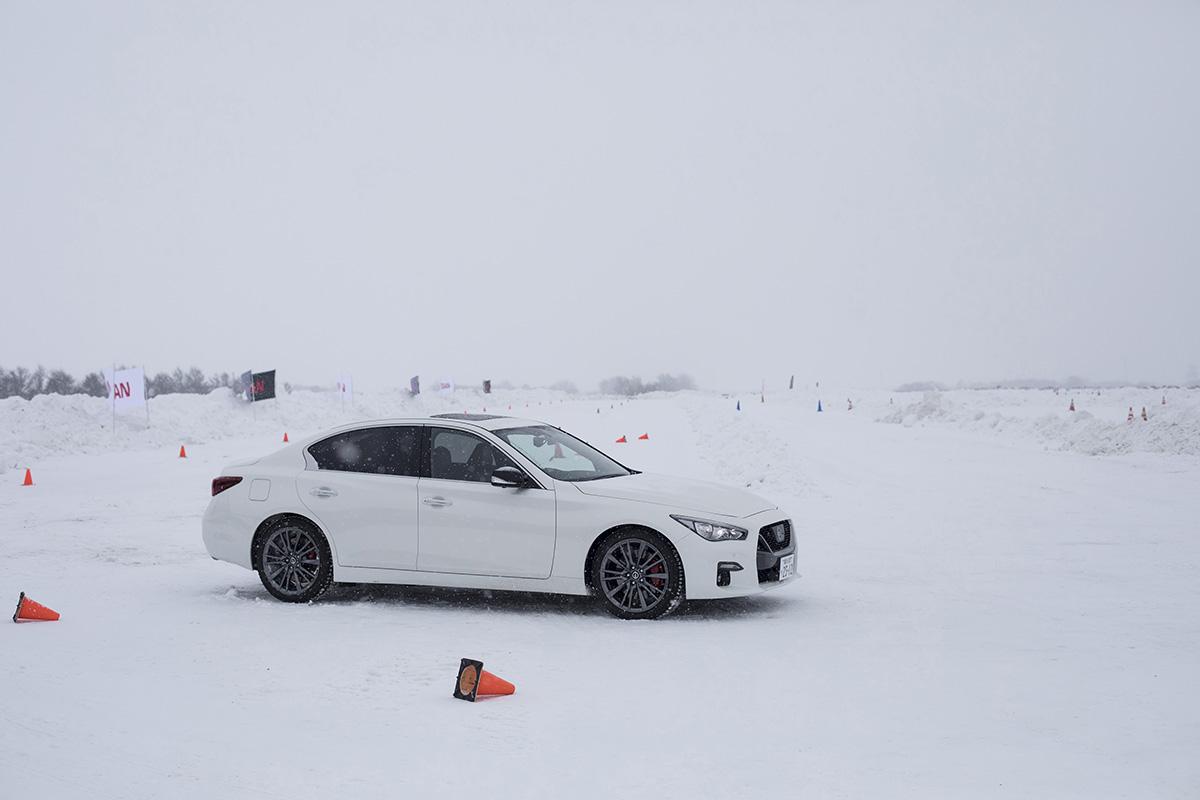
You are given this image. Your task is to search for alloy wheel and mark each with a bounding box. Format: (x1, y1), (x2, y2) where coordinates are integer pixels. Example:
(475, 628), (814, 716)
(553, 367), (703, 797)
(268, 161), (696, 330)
(262, 526), (322, 597)
(599, 538), (670, 614)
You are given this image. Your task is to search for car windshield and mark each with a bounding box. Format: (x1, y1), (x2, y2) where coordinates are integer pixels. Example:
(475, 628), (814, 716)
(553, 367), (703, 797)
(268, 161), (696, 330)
(493, 425), (633, 482)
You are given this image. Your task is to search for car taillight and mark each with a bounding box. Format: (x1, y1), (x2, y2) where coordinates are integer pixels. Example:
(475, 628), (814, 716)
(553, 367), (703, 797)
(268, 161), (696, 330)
(212, 476), (243, 496)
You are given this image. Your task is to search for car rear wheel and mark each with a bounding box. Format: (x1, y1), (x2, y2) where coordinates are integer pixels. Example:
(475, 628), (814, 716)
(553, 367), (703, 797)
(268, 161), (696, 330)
(255, 518), (334, 603)
(592, 529), (684, 620)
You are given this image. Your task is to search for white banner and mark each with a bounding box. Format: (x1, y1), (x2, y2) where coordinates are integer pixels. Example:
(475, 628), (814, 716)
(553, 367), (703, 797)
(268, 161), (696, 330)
(103, 367), (147, 411)
(436, 378), (455, 396)
(337, 374), (354, 405)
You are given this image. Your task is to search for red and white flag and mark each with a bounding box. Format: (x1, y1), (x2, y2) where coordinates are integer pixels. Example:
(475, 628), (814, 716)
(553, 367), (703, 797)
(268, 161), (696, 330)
(336, 374), (354, 405)
(103, 367), (147, 411)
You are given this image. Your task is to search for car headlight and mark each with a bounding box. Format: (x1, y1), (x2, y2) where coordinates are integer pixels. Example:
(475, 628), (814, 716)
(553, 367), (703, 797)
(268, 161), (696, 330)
(671, 514), (748, 542)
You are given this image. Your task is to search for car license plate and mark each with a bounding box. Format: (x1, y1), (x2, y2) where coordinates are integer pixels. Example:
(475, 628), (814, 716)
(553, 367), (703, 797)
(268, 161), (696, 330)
(778, 554), (795, 581)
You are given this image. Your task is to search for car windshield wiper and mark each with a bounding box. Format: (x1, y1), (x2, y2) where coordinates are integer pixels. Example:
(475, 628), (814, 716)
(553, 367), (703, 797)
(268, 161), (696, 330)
(573, 471), (635, 482)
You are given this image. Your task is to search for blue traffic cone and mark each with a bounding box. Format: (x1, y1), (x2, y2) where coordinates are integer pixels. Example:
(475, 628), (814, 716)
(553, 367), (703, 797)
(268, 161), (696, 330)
(817, 399), (823, 412)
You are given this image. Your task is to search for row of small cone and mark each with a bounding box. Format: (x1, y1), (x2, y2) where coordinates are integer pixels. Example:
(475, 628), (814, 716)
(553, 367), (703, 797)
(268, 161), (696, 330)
(20, 432), (293, 480)
(614, 433), (650, 443)
(1068, 399), (1160, 421)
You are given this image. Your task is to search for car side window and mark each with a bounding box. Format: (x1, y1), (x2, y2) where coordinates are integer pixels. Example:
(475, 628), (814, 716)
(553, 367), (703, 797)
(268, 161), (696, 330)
(428, 428), (520, 483)
(308, 426), (420, 477)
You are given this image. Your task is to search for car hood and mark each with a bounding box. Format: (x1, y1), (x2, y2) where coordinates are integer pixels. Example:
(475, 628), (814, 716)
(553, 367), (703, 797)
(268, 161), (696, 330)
(572, 472), (776, 518)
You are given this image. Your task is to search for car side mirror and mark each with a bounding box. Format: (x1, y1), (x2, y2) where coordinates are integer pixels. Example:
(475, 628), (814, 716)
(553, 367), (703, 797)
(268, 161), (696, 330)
(491, 466), (530, 489)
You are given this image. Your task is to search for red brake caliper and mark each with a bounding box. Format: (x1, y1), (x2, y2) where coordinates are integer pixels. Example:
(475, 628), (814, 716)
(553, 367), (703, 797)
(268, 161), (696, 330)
(648, 564), (665, 588)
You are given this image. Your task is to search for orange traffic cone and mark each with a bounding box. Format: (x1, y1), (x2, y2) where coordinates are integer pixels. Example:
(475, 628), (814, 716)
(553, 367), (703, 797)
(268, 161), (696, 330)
(13, 592), (60, 623)
(615, 435), (627, 443)
(1141, 407), (1148, 421)
(1069, 399), (1075, 411)
(178, 444), (187, 458)
(22, 468), (33, 487)
(283, 432), (289, 443)
(637, 433), (649, 440)
(552, 443), (564, 459)
(1127, 407), (1134, 422)
(453, 658), (515, 702)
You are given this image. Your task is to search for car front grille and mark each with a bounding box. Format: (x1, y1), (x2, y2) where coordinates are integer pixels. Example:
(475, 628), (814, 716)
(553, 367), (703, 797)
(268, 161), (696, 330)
(757, 520), (791, 554)
(757, 520), (792, 583)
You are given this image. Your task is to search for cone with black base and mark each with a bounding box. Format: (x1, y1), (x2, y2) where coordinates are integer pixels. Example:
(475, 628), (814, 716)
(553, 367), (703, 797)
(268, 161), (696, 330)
(13, 592), (60, 623)
(453, 658), (515, 702)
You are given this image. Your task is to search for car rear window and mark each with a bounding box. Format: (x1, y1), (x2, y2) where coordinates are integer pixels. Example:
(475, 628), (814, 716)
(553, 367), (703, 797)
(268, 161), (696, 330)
(308, 426), (420, 477)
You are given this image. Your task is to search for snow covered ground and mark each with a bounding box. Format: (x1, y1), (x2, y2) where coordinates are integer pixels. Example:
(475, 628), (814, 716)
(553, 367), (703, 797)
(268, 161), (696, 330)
(2, 388), (1198, 798)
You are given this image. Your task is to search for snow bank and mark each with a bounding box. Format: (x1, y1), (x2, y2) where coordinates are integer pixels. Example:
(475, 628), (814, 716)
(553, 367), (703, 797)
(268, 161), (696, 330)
(0, 386), (574, 469)
(6, 384), (1199, 472)
(879, 389), (1200, 456)
(676, 393), (818, 500)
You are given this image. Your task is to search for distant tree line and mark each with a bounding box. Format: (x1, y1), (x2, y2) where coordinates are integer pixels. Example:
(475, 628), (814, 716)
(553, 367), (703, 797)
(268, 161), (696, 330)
(0, 365), (241, 400)
(599, 373), (696, 396)
(896, 377), (1198, 391)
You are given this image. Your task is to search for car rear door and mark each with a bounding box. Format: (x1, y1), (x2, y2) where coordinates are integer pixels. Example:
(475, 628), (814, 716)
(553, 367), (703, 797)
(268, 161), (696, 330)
(417, 426), (556, 578)
(297, 425), (421, 570)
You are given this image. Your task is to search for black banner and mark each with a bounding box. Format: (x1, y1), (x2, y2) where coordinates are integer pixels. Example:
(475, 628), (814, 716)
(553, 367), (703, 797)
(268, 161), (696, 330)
(251, 370), (276, 401)
(410, 375), (420, 396)
(482, 379), (492, 394)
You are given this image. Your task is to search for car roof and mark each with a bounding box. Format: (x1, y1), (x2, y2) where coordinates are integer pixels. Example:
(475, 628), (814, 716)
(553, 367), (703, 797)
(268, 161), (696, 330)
(431, 413), (545, 431)
(317, 415), (546, 436)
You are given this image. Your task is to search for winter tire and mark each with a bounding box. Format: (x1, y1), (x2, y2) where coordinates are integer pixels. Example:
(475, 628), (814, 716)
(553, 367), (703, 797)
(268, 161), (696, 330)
(255, 517), (334, 603)
(592, 528), (684, 620)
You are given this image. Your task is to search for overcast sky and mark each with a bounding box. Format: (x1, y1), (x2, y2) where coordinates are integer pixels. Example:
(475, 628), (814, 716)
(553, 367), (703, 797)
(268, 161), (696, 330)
(2, 1), (1197, 391)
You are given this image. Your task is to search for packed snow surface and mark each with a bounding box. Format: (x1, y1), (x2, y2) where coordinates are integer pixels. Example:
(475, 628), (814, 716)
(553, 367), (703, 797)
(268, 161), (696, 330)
(2, 387), (1198, 798)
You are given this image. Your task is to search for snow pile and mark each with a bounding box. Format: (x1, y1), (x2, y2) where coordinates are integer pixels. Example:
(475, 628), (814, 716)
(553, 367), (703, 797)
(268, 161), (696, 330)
(880, 389), (1200, 456)
(0, 386), (575, 468)
(677, 393), (818, 500)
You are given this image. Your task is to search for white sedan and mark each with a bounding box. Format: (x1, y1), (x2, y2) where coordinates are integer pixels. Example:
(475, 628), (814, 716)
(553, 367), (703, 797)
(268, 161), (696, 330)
(202, 414), (795, 619)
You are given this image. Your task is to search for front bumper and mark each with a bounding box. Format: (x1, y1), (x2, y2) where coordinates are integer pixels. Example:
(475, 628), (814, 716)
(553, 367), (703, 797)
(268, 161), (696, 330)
(680, 510), (797, 600)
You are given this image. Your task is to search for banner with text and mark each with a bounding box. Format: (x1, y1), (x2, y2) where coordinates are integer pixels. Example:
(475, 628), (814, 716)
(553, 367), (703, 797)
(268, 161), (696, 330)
(251, 370), (276, 401)
(103, 367), (146, 412)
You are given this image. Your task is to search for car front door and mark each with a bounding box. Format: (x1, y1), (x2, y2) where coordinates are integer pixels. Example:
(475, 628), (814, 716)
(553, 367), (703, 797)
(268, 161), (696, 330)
(417, 426), (556, 578)
(297, 425), (421, 570)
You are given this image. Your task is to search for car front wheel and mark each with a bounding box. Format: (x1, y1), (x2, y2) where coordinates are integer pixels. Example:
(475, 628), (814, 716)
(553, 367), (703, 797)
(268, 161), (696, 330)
(592, 529), (684, 620)
(255, 518), (334, 603)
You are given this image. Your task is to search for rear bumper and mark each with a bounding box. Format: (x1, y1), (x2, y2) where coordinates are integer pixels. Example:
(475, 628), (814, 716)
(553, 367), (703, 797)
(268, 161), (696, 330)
(202, 496), (254, 570)
(681, 510), (797, 600)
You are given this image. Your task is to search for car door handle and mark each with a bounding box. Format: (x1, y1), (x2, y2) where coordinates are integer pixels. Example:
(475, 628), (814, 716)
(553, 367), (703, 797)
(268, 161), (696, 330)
(422, 496), (452, 507)
(310, 487), (338, 498)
